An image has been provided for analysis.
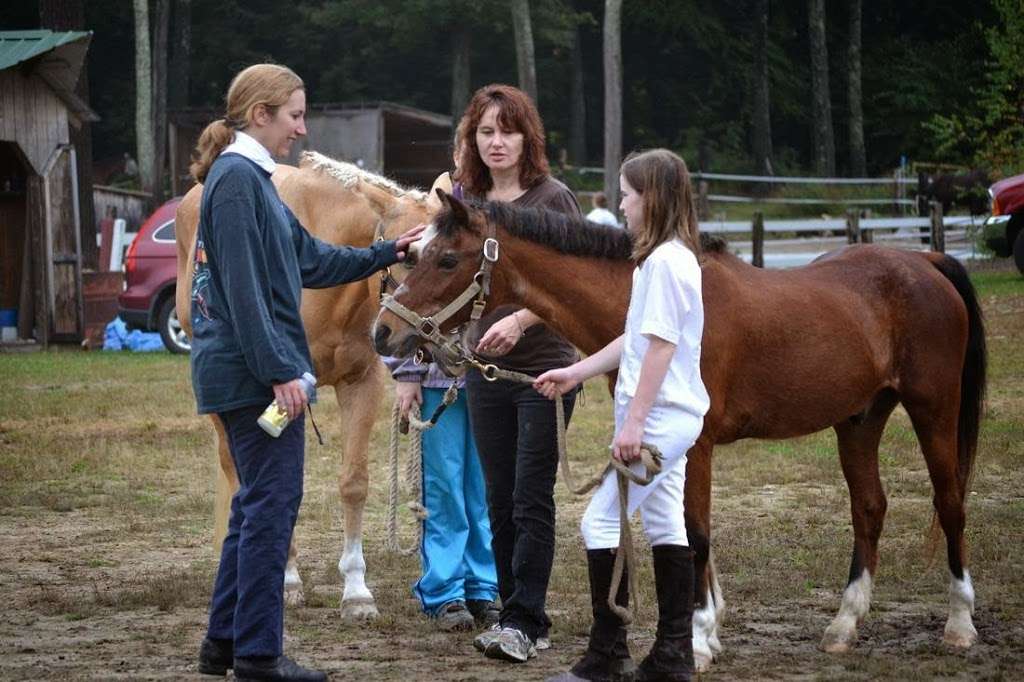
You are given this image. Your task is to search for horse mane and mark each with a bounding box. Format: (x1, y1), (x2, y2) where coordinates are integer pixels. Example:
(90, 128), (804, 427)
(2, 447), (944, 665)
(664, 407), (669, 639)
(300, 151), (426, 201)
(439, 201), (635, 260)
(438, 200), (731, 262)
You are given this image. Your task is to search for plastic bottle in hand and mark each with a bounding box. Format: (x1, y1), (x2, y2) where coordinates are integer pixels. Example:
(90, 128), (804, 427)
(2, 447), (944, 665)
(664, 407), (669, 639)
(258, 372), (317, 437)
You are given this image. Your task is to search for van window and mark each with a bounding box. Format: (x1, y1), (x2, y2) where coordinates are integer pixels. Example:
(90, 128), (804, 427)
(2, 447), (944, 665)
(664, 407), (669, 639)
(152, 220), (175, 243)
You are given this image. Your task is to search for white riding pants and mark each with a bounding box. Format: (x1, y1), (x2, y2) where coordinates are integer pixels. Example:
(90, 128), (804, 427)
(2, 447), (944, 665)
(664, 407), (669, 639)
(580, 402), (702, 549)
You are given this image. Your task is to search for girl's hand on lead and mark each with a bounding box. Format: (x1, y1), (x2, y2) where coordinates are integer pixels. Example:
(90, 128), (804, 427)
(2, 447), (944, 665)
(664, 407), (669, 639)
(273, 378), (309, 421)
(533, 367), (579, 399)
(612, 418), (644, 463)
(394, 224), (427, 260)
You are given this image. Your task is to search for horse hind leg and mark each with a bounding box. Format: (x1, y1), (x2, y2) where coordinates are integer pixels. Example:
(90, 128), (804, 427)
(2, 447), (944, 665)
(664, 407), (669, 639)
(821, 394), (897, 653)
(903, 396), (977, 649)
(333, 362), (385, 620)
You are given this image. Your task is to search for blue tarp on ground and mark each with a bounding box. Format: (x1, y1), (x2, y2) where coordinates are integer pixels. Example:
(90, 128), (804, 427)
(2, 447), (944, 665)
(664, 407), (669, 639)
(103, 317), (165, 352)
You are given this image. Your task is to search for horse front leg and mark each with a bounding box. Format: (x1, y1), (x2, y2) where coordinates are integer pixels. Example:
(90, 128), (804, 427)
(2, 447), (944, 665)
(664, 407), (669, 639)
(332, 362), (385, 620)
(684, 438), (722, 672)
(821, 399), (895, 653)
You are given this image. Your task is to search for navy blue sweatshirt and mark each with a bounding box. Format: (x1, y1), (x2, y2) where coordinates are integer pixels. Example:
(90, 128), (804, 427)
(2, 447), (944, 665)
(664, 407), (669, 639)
(189, 153), (399, 414)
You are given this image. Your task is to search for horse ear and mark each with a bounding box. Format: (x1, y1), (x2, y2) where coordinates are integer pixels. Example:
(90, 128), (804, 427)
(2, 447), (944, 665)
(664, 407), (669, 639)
(436, 188), (471, 228)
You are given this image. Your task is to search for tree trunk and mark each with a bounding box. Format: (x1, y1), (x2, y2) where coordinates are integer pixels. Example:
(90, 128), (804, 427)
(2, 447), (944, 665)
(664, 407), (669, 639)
(511, 0), (537, 104)
(603, 0), (623, 212)
(133, 0), (154, 198)
(750, 0), (773, 177)
(568, 17), (587, 165)
(450, 25), (471, 121)
(152, 0), (170, 204)
(38, 0), (98, 270)
(808, 0), (835, 176)
(847, 0), (866, 176)
(168, 0), (191, 109)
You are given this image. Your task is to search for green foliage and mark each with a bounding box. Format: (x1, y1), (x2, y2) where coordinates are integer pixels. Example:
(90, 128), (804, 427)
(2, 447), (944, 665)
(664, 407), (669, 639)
(924, 0), (1024, 174)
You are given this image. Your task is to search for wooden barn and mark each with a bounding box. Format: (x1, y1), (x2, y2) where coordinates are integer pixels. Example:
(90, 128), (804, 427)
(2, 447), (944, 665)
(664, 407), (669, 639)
(0, 30), (97, 346)
(169, 101), (452, 196)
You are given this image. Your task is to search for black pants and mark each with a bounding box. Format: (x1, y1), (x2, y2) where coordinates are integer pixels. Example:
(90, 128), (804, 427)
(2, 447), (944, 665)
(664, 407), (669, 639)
(465, 368), (578, 641)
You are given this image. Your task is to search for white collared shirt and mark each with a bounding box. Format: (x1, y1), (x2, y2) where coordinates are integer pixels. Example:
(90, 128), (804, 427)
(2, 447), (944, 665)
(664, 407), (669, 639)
(220, 130), (276, 174)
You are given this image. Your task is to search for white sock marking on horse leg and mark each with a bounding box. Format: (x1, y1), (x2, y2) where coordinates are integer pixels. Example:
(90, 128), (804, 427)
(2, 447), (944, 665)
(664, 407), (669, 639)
(692, 585), (718, 672)
(338, 538), (377, 619)
(821, 571), (873, 653)
(283, 562), (304, 606)
(707, 568), (725, 655)
(943, 571), (977, 648)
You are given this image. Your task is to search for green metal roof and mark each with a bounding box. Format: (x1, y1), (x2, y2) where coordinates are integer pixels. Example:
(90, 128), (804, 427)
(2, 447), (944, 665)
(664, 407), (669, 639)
(0, 30), (98, 122)
(0, 30), (92, 71)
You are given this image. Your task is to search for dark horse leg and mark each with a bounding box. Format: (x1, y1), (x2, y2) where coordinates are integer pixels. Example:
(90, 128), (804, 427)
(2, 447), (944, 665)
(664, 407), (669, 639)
(821, 391), (898, 652)
(903, 394), (978, 647)
(683, 435), (722, 672)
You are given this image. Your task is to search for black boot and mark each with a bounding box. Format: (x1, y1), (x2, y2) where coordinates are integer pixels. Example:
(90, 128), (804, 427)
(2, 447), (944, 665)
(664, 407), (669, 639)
(198, 637), (233, 676)
(233, 655), (327, 682)
(547, 548), (634, 682)
(635, 545), (695, 682)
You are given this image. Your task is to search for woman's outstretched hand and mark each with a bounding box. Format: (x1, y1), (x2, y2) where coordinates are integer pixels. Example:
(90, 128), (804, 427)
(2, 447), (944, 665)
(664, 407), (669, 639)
(533, 366), (580, 399)
(393, 224), (427, 260)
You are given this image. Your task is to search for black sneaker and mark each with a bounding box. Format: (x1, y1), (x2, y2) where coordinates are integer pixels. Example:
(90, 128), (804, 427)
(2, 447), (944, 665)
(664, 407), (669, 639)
(466, 599), (500, 628)
(434, 600), (475, 632)
(233, 655), (327, 682)
(198, 637), (233, 676)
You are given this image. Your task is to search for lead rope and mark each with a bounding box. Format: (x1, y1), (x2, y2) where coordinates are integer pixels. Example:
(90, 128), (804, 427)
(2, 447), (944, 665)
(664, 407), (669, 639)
(385, 383), (460, 555)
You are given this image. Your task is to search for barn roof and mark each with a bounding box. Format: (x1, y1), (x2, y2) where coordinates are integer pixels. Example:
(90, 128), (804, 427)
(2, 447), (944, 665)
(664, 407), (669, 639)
(0, 30), (98, 122)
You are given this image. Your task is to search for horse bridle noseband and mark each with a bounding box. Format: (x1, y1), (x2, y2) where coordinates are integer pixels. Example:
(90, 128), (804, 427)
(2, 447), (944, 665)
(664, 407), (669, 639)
(379, 222), (503, 379)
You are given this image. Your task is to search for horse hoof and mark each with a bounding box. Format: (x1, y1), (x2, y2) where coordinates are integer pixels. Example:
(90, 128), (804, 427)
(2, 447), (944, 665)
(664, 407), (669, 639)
(284, 586), (305, 607)
(820, 631), (855, 654)
(943, 626), (977, 649)
(341, 597), (379, 621)
(694, 652), (714, 673)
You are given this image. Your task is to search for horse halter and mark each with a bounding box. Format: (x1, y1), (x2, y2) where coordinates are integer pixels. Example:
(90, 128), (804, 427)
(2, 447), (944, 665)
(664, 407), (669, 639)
(379, 222), (501, 376)
(374, 219), (402, 303)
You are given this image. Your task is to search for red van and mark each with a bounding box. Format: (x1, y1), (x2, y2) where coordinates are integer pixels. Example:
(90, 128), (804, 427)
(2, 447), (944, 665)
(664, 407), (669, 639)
(117, 197), (189, 353)
(984, 172), (1024, 274)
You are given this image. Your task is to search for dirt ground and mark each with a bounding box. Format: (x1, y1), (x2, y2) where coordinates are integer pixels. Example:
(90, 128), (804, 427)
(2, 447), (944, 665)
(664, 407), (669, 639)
(1, 261), (1022, 681)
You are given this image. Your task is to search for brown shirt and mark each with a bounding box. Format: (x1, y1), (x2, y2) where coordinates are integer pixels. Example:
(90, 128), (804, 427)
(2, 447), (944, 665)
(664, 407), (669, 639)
(466, 176), (582, 374)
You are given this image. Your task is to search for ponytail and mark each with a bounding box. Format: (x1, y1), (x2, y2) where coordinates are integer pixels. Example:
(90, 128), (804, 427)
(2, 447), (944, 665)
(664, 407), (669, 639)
(190, 119), (235, 183)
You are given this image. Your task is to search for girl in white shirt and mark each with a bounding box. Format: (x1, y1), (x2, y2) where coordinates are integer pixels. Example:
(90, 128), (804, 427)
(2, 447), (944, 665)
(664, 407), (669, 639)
(536, 148), (708, 682)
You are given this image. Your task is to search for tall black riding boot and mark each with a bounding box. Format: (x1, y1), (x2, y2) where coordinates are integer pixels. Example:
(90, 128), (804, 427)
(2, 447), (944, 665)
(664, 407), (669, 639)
(635, 545), (695, 682)
(546, 548), (634, 682)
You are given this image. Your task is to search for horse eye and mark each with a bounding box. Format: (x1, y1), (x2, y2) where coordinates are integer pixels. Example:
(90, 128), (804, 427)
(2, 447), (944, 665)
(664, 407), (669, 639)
(438, 254), (458, 270)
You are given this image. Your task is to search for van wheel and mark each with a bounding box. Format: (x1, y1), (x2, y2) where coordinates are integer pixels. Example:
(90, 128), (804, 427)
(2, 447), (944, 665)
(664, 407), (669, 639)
(158, 297), (191, 354)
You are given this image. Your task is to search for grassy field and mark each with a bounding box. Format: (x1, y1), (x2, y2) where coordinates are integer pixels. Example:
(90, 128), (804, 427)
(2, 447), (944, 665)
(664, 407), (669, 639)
(0, 265), (1022, 680)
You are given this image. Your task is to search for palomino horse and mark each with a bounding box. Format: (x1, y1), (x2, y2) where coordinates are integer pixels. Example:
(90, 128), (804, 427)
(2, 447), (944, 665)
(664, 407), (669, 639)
(371, 194), (986, 669)
(176, 152), (432, 619)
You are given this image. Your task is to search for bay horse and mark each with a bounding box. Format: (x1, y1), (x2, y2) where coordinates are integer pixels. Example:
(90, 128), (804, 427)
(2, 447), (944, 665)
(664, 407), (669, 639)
(176, 151), (433, 619)
(371, 193), (986, 669)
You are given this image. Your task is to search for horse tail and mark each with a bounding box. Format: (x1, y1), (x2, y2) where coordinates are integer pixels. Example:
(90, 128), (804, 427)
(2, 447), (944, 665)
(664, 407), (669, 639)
(929, 254), (987, 498)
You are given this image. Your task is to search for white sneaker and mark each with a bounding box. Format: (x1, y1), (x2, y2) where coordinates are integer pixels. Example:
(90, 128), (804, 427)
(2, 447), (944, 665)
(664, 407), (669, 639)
(473, 623), (503, 652)
(484, 626), (536, 663)
(535, 636), (551, 651)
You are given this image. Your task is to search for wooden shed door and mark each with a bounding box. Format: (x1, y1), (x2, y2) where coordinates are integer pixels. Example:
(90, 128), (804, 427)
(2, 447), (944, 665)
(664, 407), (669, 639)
(43, 145), (83, 340)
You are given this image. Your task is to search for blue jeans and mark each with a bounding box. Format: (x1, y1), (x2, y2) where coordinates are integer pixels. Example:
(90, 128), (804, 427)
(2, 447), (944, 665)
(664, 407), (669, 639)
(207, 404), (304, 657)
(466, 369), (578, 641)
(414, 387), (498, 614)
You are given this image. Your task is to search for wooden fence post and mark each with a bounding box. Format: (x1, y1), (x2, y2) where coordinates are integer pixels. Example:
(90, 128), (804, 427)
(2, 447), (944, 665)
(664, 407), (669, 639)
(860, 209), (873, 243)
(752, 211), (764, 268)
(846, 209), (860, 244)
(930, 200), (945, 253)
(697, 180), (711, 220)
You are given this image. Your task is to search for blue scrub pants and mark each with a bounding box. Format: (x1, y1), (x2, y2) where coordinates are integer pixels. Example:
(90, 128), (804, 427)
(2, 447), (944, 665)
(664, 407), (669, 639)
(207, 404), (304, 657)
(414, 387), (498, 614)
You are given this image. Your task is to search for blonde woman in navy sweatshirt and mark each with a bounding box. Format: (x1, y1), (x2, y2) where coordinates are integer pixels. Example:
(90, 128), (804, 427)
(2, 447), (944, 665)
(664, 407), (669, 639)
(189, 64), (422, 682)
